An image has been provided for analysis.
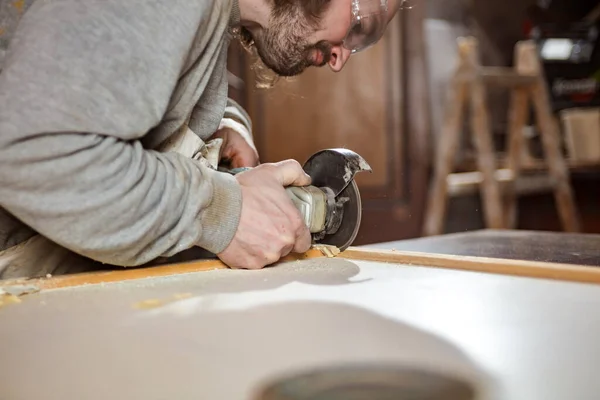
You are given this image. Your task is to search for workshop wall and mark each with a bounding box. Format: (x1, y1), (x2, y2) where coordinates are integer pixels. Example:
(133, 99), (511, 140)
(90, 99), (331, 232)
(240, 5), (432, 245)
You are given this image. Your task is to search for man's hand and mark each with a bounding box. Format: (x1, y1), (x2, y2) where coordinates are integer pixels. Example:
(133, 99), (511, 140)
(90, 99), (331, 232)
(217, 160), (313, 270)
(210, 119), (259, 169)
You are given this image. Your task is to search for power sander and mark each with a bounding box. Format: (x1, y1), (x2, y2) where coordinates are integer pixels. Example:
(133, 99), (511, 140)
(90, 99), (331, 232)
(222, 148), (372, 251)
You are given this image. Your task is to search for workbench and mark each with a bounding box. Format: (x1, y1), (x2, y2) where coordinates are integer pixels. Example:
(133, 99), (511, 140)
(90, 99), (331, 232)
(1, 229), (599, 400)
(365, 229), (600, 266)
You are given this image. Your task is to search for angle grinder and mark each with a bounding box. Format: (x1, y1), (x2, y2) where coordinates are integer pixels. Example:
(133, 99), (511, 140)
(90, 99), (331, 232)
(222, 148), (372, 251)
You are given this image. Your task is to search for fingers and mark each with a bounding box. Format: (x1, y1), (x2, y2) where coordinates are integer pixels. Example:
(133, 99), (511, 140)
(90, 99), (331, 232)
(282, 205), (312, 254)
(231, 151), (259, 169)
(294, 223), (313, 253)
(212, 127), (260, 169)
(247, 235), (306, 268)
(219, 162), (314, 272)
(272, 159), (312, 187)
(271, 190), (312, 254)
(232, 248), (288, 270)
(278, 241), (295, 259)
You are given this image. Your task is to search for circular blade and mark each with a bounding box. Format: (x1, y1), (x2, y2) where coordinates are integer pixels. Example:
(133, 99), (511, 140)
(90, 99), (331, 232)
(316, 179), (362, 251)
(302, 148), (372, 197)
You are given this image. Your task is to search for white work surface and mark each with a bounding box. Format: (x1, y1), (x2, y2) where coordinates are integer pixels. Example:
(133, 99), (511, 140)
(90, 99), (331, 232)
(1, 257), (600, 400)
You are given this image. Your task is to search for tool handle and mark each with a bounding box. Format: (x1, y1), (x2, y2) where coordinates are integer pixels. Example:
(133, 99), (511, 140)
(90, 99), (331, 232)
(286, 186), (327, 233)
(220, 166), (326, 233)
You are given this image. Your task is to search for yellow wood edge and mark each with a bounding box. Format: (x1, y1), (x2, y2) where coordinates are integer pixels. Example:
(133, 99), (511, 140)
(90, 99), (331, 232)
(0, 249), (327, 291)
(341, 247), (600, 285)
(1, 246), (599, 292)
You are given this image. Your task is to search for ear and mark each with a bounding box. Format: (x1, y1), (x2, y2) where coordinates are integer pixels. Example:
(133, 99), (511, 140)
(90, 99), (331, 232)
(328, 45), (352, 72)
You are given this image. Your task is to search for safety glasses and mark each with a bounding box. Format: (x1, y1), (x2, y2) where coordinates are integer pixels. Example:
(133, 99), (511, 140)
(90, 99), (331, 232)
(342, 0), (411, 53)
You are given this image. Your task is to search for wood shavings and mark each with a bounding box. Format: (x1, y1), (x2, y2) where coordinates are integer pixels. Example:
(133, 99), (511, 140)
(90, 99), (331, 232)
(0, 284), (40, 309)
(134, 299), (164, 309)
(0, 285), (40, 297)
(313, 244), (341, 258)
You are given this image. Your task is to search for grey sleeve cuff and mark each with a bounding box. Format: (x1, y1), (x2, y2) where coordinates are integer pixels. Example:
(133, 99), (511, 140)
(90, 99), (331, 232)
(223, 98), (253, 133)
(195, 169), (243, 254)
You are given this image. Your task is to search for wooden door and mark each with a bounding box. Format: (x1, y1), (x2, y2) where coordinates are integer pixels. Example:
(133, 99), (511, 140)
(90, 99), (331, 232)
(230, 6), (431, 245)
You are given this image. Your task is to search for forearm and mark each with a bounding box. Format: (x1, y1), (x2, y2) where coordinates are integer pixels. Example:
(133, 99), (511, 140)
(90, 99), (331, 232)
(0, 132), (242, 266)
(0, 0), (242, 264)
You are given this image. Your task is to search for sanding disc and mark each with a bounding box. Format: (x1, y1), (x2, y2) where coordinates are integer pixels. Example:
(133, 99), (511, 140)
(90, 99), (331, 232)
(316, 179), (362, 251)
(301, 149), (370, 251)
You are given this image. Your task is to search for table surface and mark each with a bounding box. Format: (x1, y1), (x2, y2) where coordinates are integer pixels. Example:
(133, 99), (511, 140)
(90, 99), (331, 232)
(2, 245), (600, 400)
(363, 229), (600, 266)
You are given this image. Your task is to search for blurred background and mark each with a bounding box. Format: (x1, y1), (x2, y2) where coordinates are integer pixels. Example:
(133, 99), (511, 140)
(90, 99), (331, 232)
(2, 0), (599, 247)
(227, 0), (600, 246)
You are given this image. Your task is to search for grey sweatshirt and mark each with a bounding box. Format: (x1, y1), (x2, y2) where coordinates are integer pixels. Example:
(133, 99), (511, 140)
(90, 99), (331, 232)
(0, 0), (247, 266)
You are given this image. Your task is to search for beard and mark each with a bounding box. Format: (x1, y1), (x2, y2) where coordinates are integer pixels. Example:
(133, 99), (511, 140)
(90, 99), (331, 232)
(240, 0), (333, 77)
(252, 26), (333, 77)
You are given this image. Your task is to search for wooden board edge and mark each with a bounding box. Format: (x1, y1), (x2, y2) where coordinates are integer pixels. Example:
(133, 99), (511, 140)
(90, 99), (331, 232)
(2, 245), (599, 293)
(0, 249), (327, 291)
(338, 247), (600, 285)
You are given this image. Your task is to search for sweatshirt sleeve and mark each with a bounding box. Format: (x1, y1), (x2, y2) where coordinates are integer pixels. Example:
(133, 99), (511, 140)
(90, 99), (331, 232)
(219, 98), (257, 153)
(223, 98), (253, 134)
(0, 0), (242, 265)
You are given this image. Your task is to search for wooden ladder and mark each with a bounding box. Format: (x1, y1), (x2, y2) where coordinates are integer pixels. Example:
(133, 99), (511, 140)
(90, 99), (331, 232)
(423, 37), (581, 236)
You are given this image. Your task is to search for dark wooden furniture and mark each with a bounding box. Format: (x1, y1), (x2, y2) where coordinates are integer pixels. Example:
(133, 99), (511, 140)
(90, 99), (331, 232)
(364, 228), (600, 266)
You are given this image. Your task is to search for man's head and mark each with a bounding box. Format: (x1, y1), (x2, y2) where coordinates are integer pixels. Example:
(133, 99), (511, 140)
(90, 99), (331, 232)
(235, 0), (407, 86)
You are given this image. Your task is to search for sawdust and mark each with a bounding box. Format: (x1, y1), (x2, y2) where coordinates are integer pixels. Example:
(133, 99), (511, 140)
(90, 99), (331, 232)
(313, 244), (341, 258)
(0, 293), (22, 308)
(133, 292), (193, 310)
(0, 285), (40, 297)
(0, 284), (41, 309)
(134, 299), (164, 309)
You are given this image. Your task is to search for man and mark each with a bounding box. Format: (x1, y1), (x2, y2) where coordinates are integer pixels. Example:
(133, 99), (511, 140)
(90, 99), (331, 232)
(0, 0), (404, 279)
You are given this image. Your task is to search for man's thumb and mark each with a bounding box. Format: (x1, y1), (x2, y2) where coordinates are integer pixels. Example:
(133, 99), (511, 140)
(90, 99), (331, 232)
(273, 159), (312, 187)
